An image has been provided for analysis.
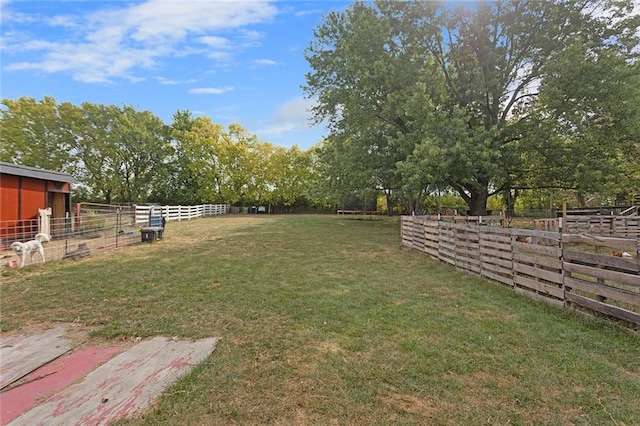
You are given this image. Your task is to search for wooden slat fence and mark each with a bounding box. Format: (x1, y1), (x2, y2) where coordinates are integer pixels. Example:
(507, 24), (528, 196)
(565, 215), (640, 238)
(479, 228), (513, 287)
(534, 218), (559, 233)
(454, 224), (481, 274)
(512, 229), (564, 307)
(424, 214), (504, 226)
(401, 216), (640, 328)
(438, 223), (456, 266)
(562, 234), (640, 325)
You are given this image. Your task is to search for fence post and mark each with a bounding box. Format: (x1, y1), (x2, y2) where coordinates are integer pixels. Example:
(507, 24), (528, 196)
(75, 203), (81, 232)
(116, 207), (121, 248)
(38, 207), (52, 237)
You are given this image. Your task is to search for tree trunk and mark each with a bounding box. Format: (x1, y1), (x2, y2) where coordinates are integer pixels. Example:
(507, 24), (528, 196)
(455, 184), (489, 216)
(468, 189), (489, 215)
(385, 190), (393, 216)
(403, 191), (424, 215)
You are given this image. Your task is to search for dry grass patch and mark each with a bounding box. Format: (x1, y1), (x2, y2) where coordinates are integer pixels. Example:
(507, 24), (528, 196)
(380, 386), (453, 418)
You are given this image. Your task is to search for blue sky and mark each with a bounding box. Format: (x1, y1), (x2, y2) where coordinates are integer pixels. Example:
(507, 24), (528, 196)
(1, 0), (352, 150)
(3, 1), (638, 151)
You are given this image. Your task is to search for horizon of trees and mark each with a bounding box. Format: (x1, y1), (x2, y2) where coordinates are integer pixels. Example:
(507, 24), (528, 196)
(1, 94), (638, 214)
(0, 97), (320, 212)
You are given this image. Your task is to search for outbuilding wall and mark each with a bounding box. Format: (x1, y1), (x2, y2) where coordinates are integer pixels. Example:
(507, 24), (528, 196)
(1, 163), (74, 243)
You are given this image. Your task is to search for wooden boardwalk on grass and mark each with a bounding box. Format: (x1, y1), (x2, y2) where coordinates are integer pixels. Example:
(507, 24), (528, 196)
(0, 326), (218, 426)
(1, 347), (121, 424)
(0, 326), (71, 391)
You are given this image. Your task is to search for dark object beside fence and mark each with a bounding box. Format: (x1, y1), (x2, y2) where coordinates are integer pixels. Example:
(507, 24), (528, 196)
(141, 214), (164, 243)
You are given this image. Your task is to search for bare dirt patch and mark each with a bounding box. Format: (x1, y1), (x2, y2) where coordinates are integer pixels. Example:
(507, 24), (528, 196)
(318, 340), (345, 354)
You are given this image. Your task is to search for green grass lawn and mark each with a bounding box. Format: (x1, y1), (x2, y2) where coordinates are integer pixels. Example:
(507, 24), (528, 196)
(2, 215), (638, 425)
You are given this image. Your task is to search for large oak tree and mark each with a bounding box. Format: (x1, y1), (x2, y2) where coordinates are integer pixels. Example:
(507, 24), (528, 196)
(304, 0), (639, 214)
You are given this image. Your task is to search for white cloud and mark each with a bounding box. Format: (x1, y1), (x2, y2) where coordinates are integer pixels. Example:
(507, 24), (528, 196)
(253, 58), (278, 66)
(251, 96), (329, 148)
(294, 9), (324, 18)
(257, 96), (317, 136)
(189, 86), (234, 95)
(156, 77), (197, 85)
(1, 0), (279, 83)
(199, 36), (233, 49)
(1, 0), (37, 25)
(44, 14), (80, 29)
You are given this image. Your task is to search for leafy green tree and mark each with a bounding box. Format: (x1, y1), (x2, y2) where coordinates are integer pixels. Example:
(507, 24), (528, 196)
(64, 102), (122, 203)
(1, 96), (75, 172)
(150, 110), (199, 204)
(305, 0), (639, 214)
(266, 145), (312, 211)
(111, 106), (172, 203)
(2, 98), (173, 204)
(311, 135), (379, 211)
(176, 117), (228, 203)
(222, 123), (268, 206)
(527, 8), (640, 206)
(304, 2), (438, 214)
(63, 103), (171, 204)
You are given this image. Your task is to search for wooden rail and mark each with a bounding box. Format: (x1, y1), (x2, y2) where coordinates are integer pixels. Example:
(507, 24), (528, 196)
(564, 215), (640, 238)
(533, 215), (639, 237)
(402, 216), (640, 328)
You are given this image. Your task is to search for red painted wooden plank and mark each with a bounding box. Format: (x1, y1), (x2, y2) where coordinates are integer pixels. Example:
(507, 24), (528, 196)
(10, 337), (218, 426)
(0, 326), (71, 390)
(0, 347), (121, 425)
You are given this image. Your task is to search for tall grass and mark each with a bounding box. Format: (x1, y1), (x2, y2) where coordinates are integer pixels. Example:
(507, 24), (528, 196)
(1, 215), (638, 425)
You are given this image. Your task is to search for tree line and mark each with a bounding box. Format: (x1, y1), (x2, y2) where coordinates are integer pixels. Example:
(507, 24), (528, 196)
(2, 0), (639, 214)
(0, 97), (318, 211)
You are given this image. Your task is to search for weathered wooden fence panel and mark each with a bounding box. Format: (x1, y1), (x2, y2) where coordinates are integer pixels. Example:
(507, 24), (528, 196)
(479, 229), (513, 287)
(423, 219), (439, 258)
(401, 216), (640, 328)
(453, 224), (481, 275)
(512, 230), (564, 307)
(562, 234), (640, 325)
(438, 224), (456, 266)
(401, 216), (422, 252)
(613, 217), (640, 238)
(534, 218), (559, 233)
(565, 215), (640, 238)
(424, 215), (504, 226)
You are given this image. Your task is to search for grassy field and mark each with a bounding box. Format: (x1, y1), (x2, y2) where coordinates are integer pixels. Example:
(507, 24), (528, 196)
(1, 215), (639, 425)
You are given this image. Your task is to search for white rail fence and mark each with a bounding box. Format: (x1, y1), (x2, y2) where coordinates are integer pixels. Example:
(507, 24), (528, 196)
(134, 204), (229, 225)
